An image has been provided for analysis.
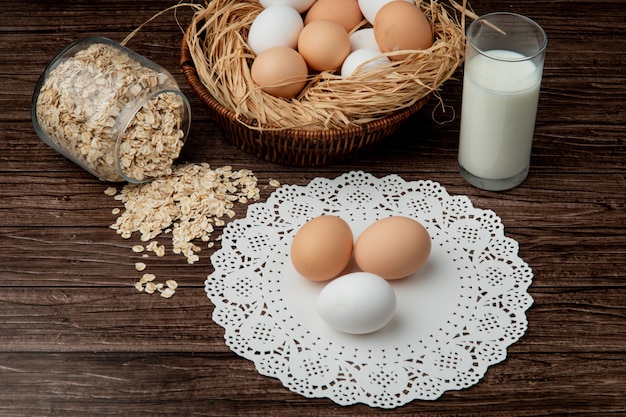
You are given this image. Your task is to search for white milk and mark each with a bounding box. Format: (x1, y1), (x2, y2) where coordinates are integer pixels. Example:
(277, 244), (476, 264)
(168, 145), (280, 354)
(458, 49), (542, 180)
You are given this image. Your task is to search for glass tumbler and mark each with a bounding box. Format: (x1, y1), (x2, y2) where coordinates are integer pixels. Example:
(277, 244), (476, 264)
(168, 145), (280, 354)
(32, 36), (191, 183)
(458, 13), (547, 191)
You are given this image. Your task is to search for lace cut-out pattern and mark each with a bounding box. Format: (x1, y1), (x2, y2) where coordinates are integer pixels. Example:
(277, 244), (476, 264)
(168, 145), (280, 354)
(206, 171), (533, 408)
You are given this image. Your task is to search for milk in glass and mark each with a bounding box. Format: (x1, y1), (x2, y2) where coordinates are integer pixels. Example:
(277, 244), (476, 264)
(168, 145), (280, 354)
(458, 49), (541, 181)
(457, 12), (547, 191)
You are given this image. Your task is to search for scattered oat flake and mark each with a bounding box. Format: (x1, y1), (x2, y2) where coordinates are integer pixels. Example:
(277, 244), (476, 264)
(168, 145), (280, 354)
(134, 262), (147, 272)
(269, 179), (281, 187)
(156, 245), (166, 257)
(112, 208), (121, 215)
(145, 240), (166, 257)
(144, 282), (157, 294)
(104, 187), (117, 196)
(132, 245), (144, 253)
(134, 282), (144, 292)
(166, 279), (178, 290)
(160, 287), (176, 298)
(140, 273), (156, 284)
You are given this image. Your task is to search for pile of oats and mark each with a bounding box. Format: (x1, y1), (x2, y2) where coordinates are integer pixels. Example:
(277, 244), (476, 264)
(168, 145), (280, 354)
(108, 163), (260, 264)
(35, 39), (188, 182)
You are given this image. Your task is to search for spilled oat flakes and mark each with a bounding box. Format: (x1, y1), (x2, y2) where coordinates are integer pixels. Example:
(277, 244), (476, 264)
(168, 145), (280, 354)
(107, 162), (260, 264)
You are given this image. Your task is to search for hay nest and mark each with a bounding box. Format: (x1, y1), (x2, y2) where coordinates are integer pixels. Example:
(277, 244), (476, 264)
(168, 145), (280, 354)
(184, 0), (466, 131)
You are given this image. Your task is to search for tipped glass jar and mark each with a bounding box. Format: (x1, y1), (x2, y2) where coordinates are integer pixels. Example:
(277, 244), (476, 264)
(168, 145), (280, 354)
(32, 36), (191, 183)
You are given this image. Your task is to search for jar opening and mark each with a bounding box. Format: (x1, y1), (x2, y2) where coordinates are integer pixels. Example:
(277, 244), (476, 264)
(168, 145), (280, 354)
(115, 89), (191, 183)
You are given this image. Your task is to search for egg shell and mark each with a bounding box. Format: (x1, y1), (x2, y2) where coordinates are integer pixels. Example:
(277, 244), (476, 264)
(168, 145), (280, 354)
(349, 28), (380, 52)
(259, 0), (317, 13)
(247, 5), (304, 55)
(290, 215), (354, 281)
(304, 0), (363, 32)
(341, 48), (390, 78)
(358, 0), (413, 24)
(316, 272), (397, 334)
(354, 216), (431, 280)
(251, 46), (309, 98)
(373, 1), (433, 61)
(298, 19), (351, 72)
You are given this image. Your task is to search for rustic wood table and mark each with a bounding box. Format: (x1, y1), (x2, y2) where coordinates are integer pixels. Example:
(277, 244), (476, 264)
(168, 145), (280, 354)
(2, 0), (625, 415)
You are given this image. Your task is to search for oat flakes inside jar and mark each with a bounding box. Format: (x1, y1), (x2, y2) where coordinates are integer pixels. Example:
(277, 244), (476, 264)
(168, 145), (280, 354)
(31, 36), (191, 183)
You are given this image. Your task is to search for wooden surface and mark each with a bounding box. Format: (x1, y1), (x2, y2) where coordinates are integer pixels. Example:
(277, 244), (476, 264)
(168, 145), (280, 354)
(1, 0), (625, 415)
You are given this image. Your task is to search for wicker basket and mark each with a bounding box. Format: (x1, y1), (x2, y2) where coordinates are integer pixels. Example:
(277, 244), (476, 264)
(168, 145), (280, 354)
(179, 0), (464, 167)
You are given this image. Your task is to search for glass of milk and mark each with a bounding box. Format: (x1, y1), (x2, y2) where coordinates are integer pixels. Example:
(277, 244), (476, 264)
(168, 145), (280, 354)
(458, 13), (547, 191)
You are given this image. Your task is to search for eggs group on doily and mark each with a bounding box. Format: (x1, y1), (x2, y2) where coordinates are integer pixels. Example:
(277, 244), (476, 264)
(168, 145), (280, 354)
(290, 214), (432, 334)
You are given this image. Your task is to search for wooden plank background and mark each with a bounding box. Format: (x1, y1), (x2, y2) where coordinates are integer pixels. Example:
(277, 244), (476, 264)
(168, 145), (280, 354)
(1, 0), (625, 415)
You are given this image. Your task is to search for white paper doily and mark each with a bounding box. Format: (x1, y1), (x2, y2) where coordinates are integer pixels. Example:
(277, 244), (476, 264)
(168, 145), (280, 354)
(205, 171), (533, 409)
